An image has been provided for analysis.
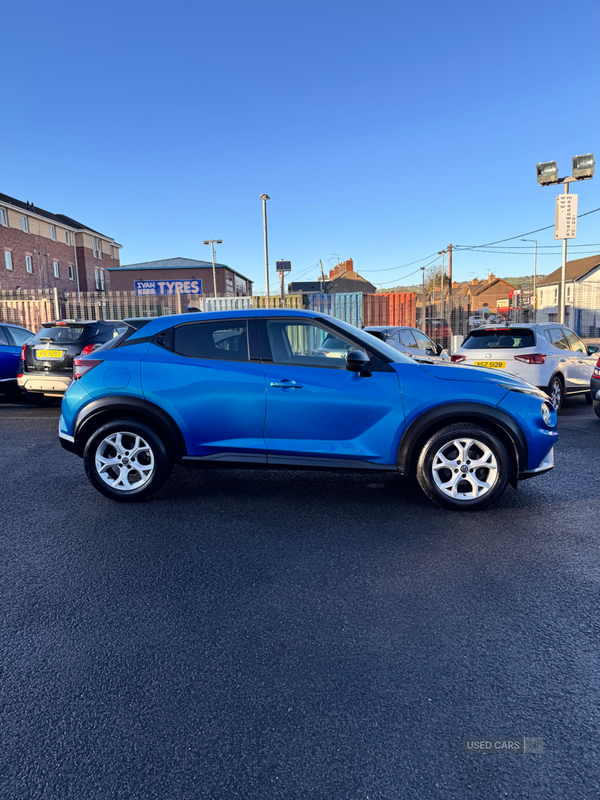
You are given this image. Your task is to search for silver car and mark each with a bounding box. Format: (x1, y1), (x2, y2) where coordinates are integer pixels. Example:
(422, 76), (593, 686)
(363, 326), (451, 362)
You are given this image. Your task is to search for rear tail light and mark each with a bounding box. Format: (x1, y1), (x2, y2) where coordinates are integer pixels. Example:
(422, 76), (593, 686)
(80, 343), (100, 356)
(20, 344), (27, 361)
(514, 353), (546, 364)
(451, 354), (466, 363)
(73, 358), (102, 380)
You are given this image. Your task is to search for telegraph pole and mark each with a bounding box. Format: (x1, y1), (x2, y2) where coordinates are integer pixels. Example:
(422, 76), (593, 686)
(260, 194), (271, 308)
(421, 266), (426, 332)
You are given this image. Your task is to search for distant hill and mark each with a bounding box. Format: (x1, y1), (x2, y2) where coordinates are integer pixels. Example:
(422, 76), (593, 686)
(377, 275), (547, 293)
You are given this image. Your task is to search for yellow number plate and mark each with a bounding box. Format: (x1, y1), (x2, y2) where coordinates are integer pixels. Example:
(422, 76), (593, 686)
(36, 349), (64, 359)
(474, 361), (506, 369)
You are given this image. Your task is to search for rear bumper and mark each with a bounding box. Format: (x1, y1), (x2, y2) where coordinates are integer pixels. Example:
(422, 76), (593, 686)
(18, 372), (71, 395)
(518, 447), (554, 481)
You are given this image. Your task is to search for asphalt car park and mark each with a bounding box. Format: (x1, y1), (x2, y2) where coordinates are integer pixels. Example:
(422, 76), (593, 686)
(1, 393), (599, 799)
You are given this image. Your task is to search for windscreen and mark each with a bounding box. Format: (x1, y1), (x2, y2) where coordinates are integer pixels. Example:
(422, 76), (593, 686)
(37, 325), (96, 342)
(462, 328), (536, 350)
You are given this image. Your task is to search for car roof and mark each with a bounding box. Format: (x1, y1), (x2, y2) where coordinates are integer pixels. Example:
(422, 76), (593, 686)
(3, 322), (33, 331)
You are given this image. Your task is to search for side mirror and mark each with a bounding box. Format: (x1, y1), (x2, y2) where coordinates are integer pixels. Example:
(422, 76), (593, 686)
(435, 343), (443, 355)
(368, 330), (386, 342)
(425, 347), (435, 356)
(587, 345), (599, 355)
(346, 349), (371, 377)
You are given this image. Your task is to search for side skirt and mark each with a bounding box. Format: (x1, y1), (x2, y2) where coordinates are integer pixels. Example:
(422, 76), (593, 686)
(181, 453), (399, 473)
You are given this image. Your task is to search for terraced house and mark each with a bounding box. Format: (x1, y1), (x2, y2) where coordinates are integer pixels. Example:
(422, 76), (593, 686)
(0, 192), (121, 293)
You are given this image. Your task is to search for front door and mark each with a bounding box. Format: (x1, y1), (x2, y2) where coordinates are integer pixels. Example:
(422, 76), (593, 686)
(141, 318), (267, 459)
(259, 318), (405, 467)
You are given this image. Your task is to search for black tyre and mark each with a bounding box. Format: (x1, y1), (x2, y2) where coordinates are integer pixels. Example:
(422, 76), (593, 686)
(27, 393), (57, 407)
(584, 392), (592, 405)
(83, 419), (173, 502)
(593, 399), (600, 420)
(547, 375), (564, 413)
(416, 423), (511, 510)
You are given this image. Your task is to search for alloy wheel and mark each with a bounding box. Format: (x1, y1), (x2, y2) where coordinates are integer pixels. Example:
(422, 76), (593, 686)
(431, 437), (498, 501)
(550, 379), (562, 411)
(95, 431), (155, 491)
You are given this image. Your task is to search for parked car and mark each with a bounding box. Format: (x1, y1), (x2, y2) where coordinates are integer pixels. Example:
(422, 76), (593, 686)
(363, 326), (450, 362)
(451, 323), (600, 412)
(591, 356), (600, 419)
(59, 309), (558, 510)
(18, 319), (129, 406)
(0, 323), (35, 398)
(417, 317), (452, 349)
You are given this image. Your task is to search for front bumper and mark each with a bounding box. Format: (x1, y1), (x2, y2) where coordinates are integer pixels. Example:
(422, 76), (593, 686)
(518, 447), (554, 481)
(18, 372), (72, 395)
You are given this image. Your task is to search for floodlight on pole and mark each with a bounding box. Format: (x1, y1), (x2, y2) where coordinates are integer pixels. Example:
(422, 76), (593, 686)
(260, 194), (271, 309)
(536, 161), (559, 185)
(572, 153), (595, 180)
(203, 239), (223, 298)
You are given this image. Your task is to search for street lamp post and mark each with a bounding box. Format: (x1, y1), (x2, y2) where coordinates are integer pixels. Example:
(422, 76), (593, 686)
(203, 239), (223, 298)
(521, 239), (537, 320)
(260, 194), (271, 309)
(421, 266), (426, 333)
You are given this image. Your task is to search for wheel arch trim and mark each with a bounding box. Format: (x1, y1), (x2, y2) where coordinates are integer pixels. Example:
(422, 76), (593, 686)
(73, 396), (187, 460)
(397, 402), (527, 484)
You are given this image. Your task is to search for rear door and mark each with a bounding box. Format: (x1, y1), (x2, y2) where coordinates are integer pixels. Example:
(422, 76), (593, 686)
(141, 318), (268, 460)
(564, 328), (596, 387)
(545, 327), (579, 389)
(259, 317), (404, 467)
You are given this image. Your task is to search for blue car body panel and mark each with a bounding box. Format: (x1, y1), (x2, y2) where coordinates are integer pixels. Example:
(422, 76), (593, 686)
(0, 324), (33, 383)
(59, 309), (558, 482)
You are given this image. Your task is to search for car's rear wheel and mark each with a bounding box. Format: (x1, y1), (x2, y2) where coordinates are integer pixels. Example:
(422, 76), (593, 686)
(547, 375), (564, 412)
(584, 392), (592, 405)
(416, 424), (510, 510)
(27, 393), (57, 407)
(83, 419), (173, 502)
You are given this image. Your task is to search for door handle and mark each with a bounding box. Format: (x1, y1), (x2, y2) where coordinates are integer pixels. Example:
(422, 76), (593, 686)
(270, 380), (304, 389)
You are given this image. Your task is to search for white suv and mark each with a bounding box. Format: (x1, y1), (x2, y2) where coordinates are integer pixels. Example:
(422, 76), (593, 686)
(451, 323), (599, 411)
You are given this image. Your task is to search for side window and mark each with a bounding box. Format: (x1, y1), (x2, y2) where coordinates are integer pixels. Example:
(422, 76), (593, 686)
(564, 330), (587, 354)
(548, 328), (568, 350)
(7, 327), (32, 346)
(413, 331), (434, 350)
(0, 327), (9, 346)
(173, 321), (248, 361)
(399, 329), (418, 349)
(265, 320), (364, 368)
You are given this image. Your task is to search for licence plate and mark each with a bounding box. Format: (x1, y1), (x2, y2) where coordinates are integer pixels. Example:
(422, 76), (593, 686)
(36, 349), (64, 359)
(474, 361), (506, 369)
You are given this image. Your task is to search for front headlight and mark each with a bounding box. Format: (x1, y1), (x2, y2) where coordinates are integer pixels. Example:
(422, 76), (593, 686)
(541, 402), (555, 427)
(496, 382), (549, 400)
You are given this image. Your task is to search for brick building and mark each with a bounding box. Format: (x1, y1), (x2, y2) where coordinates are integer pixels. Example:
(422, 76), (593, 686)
(0, 192), (121, 293)
(107, 257), (253, 297)
(289, 258), (377, 294)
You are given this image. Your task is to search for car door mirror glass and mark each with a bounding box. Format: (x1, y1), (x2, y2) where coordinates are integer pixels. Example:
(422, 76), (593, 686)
(587, 345), (599, 355)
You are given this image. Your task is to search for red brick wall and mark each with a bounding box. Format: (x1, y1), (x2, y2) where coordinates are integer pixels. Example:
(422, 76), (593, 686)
(77, 246), (120, 292)
(0, 224), (81, 291)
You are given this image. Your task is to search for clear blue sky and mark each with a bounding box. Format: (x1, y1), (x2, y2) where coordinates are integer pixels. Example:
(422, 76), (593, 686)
(3, 0), (599, 291)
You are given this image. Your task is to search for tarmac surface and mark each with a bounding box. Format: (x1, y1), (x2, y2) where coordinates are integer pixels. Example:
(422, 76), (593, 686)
(0, 394), (599, 799)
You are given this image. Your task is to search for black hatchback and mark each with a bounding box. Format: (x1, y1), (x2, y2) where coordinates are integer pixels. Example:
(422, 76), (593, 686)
(18, 320), (127, 406)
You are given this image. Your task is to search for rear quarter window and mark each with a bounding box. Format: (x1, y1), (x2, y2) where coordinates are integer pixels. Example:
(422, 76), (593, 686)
(462, 329), (536, 349)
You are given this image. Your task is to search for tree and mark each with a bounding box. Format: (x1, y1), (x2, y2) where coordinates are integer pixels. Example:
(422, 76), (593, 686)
(425, 267), (450, 293)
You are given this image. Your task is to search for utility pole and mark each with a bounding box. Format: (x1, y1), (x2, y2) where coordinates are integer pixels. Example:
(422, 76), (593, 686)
(203, 239), (223, 298)
(421, 266), (426, 333)
(260, 194), (270, 309)
(438, 250), (445, 322)
(319, 259), (326, 293)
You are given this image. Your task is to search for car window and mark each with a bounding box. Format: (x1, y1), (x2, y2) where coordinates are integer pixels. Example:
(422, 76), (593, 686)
(0, 327), (9, 346)
(413, 331), (434, 350)
(266, 320), (364, 368)
(547, 328), (569, 350)
(38, 325), (96, 342)
(173, 321), (248, 361)
(563, 330), (587, 354)
(7, 327), (33, 346)
(461, 328), (536, 349)
(399, 329), (417, 348)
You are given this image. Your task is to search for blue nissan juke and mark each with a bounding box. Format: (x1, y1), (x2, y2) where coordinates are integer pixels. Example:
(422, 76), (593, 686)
(58, 309), (558, 510)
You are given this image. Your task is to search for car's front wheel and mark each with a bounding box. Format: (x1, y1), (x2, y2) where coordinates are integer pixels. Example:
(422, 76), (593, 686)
(83, 419), (173, 502)
(416, 424), (510, 510)
(593, 399), (600, 420)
